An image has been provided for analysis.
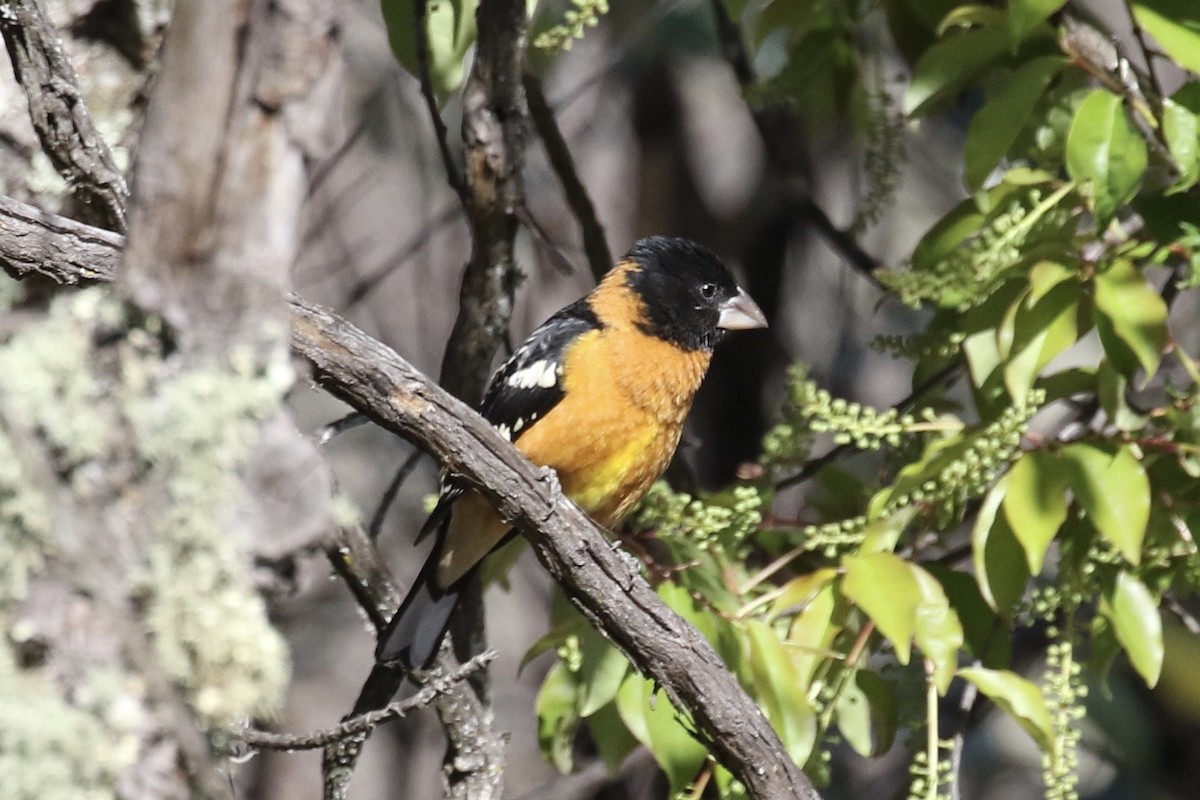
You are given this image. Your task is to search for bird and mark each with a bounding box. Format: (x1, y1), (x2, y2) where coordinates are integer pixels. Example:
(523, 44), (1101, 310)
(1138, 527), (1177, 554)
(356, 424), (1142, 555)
(359, 235), (767, 704)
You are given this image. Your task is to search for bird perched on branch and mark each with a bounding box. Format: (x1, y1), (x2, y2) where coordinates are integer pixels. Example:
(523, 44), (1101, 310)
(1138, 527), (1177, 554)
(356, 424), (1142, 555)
(355, 235), (766, 709)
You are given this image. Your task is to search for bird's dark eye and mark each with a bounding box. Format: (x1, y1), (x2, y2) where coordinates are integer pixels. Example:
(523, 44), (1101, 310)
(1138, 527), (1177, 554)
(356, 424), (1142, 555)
(699, 283), (718, 300)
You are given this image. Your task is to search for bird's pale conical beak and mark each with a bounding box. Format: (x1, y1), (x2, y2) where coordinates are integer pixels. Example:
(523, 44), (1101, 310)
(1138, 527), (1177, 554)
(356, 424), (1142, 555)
(717, 288), (768, 330)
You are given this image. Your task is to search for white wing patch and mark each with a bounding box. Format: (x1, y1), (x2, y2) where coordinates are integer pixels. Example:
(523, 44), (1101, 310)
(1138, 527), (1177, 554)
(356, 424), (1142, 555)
(506, 359), (561, 390)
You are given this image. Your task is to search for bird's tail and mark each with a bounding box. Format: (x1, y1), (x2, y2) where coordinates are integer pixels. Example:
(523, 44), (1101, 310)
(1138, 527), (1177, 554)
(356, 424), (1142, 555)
(375, 547), (464, 670)
(349, 538), (469, 715)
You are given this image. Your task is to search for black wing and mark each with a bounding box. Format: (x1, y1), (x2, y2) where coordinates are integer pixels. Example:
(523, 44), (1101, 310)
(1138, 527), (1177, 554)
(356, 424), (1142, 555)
(478, 298), (601, 444)
(415, 299), (600, 545)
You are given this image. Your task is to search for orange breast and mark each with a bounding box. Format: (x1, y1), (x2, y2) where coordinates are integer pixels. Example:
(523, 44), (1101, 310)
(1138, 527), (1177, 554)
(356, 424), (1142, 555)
(515, 326), (711, 526)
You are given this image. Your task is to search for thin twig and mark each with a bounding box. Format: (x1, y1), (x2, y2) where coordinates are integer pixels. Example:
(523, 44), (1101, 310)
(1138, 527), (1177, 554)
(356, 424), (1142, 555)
(0, 0), (128, 231)
(343, 202), (461, 309)
(324, 525), (403, 633)
(1120, 0), (1164, 101)
(414, 0), (466, 202)
(523, 71), (611, 281)
(231, 651), (496, 751)
(369, 449), (424, 540)
(514, 201), (576, 275)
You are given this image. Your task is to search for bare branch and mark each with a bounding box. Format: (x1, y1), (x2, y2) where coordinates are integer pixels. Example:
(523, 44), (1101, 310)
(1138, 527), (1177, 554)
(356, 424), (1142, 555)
(231, 652), (496, 751)
(0, 0), (129, 230)
(325, 524), (405, 633)
(1, 198), (825, 800)
(523, 71), (611, 281)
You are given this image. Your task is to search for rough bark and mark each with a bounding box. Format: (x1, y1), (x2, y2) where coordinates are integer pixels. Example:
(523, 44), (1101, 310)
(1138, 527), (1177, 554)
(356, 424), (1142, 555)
(0, 0), (342, 796)
(0, 0), (129, 230)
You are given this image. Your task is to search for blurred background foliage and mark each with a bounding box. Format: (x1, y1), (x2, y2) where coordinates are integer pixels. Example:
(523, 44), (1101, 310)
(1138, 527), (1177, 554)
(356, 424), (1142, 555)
(283, 0), (1200, 798)
(6, 0), (1196, 797)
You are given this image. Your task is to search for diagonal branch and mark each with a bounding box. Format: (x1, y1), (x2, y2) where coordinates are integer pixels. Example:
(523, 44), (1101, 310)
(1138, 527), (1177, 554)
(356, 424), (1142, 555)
(0, 0), (128, 230)
(0, 195), (825, 800)
(523, 71), (611, 282)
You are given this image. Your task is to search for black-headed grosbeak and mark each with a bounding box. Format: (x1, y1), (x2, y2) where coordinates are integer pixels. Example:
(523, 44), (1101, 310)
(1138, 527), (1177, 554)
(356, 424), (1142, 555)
(376, 235), (767, 674)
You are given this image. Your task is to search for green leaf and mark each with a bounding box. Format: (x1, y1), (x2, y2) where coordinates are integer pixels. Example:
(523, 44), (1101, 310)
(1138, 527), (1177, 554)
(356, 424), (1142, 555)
(1066, 89), (1148, 225)
(380, 0), (477, 100)
(905, 23), (1011, 116)
(787, 583), (839, 685)
(1131, 1), (1200, 76)
(577, 626), (630, 717)
(958, 667), (1054, 749)
(769, 568), (839, 620)
(1003, 451), (1070, 573)
(928, 565), (1001, 661)
(842, 552), (920, 664)
(537, 661), (581, 773)
(854, 670), (899, 754)
(859, 506), (917, 553)
(973, 478), (1031, 617)
(1009, 0), (1067, 45)
(588, 701), (640, 774)
(912, 566), (966, 694)
(616, 675), (708, 795)
(965, 56), (1066, 191)
(1108, 571), (1164, 687)
(1163, 97), (1200, 192)
(745, 621), (818, 766)
(1093, 258), (1170, 379)
(1061, 442), (1150, 564)
(835, 673), (874, 757)
(1003, 277), (1080, 399)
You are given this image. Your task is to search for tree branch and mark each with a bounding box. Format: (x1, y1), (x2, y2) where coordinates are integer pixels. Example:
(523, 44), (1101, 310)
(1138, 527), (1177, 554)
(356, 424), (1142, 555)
(0, 0), (128, 230)
(232, 651), (496, 751)
(0, 195), (825, 800)
(523, 71), (611, 282)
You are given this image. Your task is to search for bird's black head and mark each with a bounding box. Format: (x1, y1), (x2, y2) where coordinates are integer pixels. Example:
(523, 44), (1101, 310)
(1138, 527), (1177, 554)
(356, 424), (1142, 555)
(623, 236), (767, 351)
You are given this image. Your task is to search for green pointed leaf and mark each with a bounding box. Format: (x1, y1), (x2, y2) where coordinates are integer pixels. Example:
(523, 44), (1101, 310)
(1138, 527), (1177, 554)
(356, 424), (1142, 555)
(1108, 571), (1164, 687)
(537, 661), (581, 773)
(577, 626), (630, 717)
(1003, 451), (1070, 573)
(745, 620), (818, 766)
(1093, 258), (1170, 379)
(853, 670), (899, 755)
(616, 675), (707, 795)
(588, 701), (640, 774)
(842, 552), (920, 664)
(835, 673), (874, 757)
(913, 566), (966, 694)
(1003, 275), (1081, 398)
(1066, 89), (1148, 225)
(1163, 97), (1200, 192)
(966, 56), (1065, 191)
(1061, 442), (1150, 564)
(860, 506), (917, 553)
(973, 478), (1031, 617)
(928, 565), (1001, 662)
(1131, 1), (1200, 76)
(1009, 0), (1067, 44)
(958, 667), (1054, 749)
(787, 583), (839, 685)
(905, 23), (1011, 116)
(768, 568), (839, 620)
